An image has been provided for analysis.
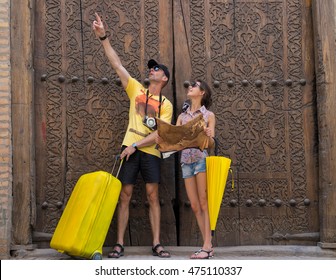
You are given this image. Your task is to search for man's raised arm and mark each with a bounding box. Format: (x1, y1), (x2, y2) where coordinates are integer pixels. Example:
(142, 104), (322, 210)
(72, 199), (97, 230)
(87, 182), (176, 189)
(92, 12), (130, 89)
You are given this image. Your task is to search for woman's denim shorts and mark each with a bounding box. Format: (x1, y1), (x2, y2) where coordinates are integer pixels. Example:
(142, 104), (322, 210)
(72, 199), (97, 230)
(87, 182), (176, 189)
(181, 158), (206, 179)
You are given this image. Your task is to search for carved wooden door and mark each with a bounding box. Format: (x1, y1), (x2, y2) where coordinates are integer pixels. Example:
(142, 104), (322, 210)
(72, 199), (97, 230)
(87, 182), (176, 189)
(34, 0), (318, 248)
(34, 0), (176, 246)
(174, 0), (319, 246)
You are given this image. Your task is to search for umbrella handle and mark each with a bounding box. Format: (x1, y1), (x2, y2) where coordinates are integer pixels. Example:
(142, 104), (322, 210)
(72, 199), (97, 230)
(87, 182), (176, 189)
(212, 137), (219, 156)
(212, 137), (232, 160)
(212, 137), (235, 190)
(230, 168), (234, 190)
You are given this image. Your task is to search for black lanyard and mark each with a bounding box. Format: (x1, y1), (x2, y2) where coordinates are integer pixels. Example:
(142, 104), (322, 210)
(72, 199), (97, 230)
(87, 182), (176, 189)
(144, 90), (163, 118)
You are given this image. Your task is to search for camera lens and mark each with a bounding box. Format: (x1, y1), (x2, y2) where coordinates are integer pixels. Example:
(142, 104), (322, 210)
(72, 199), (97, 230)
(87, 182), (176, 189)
(147, 117), (155, 127)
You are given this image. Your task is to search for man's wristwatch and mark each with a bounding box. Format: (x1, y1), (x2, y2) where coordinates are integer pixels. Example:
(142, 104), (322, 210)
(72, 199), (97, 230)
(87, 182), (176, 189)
(132, 143), (138, 150)
(99, 34), (108, 41)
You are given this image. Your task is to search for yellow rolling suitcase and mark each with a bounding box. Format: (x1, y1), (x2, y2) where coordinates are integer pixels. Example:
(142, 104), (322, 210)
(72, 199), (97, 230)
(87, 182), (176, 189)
(50, 161), (122, 260)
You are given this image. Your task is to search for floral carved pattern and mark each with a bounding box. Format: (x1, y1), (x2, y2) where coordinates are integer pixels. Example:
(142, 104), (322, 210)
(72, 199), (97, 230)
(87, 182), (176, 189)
(188, 0), (315, 242)
(41, 0), (161, 233)
(39, 0), (317, 245)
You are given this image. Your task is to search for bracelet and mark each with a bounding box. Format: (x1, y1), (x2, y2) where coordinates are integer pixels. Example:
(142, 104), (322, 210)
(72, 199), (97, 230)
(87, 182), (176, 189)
(99, 34), (108, 41)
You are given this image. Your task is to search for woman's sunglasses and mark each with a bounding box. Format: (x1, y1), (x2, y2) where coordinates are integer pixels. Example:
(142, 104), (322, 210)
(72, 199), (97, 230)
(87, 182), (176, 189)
(190, 81), (202, 89)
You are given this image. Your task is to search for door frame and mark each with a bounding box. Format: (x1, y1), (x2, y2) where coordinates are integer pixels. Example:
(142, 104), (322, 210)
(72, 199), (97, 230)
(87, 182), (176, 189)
(9, 0), (336, 251)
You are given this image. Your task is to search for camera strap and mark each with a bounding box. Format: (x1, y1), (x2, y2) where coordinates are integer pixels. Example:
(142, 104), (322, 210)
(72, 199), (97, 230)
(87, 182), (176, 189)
(145, 89), (163, 118)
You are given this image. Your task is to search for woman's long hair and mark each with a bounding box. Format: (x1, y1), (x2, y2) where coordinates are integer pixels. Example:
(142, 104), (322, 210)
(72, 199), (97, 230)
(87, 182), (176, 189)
(196, 79), (213, 109)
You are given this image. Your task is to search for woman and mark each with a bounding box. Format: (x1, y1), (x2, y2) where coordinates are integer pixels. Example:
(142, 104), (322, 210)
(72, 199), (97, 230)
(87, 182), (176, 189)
(176, 79), (215, 259)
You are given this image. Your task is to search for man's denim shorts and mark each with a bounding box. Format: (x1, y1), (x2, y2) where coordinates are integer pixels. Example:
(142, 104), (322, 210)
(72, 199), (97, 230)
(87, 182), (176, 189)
(181, 158), (206, 179)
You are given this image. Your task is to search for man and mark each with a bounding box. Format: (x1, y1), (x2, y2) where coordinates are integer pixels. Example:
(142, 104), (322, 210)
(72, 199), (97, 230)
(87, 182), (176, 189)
(92, 13), (172, 258)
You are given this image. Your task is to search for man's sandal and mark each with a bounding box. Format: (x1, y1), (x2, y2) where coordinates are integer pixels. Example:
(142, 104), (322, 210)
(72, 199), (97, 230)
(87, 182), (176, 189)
(108, 243), (124, 258)
(152, 244), (171, 258)
(190, 248), (214, 259)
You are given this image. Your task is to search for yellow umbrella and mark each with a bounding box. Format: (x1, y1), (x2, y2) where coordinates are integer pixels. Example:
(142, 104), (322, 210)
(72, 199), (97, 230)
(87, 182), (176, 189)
(206, 139), (233, 236)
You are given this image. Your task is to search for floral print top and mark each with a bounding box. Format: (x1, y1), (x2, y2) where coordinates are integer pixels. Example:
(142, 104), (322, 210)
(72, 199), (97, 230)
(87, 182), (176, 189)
(180, 105), (210, 164)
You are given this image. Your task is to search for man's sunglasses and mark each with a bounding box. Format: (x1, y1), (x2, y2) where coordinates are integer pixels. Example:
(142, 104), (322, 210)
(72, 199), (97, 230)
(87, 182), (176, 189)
(153, 65), (161, 71)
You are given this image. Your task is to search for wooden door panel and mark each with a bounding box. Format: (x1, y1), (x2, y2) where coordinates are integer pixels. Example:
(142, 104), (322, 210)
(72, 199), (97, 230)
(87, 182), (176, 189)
(34, 0), (318, 247)
(34, 0), (79, 234)
(34, 0), (176, 246)
(174, 0), (318, 246)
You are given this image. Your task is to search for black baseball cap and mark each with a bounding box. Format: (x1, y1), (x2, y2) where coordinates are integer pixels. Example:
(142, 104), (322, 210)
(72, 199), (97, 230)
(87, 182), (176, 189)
(148, 59), (170, 81)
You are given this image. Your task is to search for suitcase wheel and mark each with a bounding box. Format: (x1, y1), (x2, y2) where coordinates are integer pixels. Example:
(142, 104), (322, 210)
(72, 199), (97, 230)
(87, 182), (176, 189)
(91, 252), (103, 260)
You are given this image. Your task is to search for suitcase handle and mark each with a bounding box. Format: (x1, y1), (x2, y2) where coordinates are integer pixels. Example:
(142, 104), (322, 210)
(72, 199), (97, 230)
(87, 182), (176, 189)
(111, 155), (123, 178)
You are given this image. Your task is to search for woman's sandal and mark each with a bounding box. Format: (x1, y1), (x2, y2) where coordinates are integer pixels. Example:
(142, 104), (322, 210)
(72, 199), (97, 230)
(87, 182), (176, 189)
(152, 244), (171, 258)
(190, 248), (214, 259)
(108, 243), (124, 258)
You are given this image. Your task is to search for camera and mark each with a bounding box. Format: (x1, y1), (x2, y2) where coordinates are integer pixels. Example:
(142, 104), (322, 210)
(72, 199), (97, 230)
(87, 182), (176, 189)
(182, 100), (190, 112)
(143, 116), (157, 130)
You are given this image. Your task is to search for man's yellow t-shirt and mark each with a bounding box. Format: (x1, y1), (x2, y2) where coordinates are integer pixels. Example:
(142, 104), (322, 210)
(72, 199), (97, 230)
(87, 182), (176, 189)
(122, 77), (173, 158)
